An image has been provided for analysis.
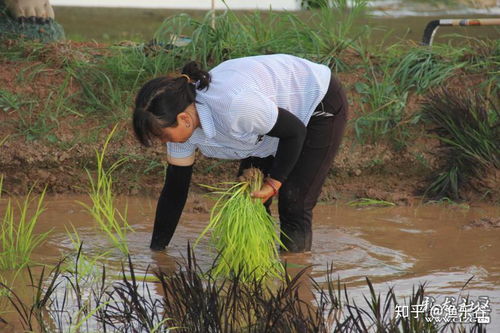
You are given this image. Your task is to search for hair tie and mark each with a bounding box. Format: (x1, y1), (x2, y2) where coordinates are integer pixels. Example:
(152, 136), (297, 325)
(180, 74), (192, 84)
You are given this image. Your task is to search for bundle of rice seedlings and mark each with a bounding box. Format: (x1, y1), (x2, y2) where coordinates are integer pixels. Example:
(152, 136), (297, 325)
(196, 169), (285, 281)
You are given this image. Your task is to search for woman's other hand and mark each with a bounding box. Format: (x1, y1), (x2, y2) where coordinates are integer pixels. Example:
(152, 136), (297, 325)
(251, 178), (281, 203)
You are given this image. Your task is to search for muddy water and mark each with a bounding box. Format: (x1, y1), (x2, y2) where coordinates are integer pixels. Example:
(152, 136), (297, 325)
(1, 195), (499, 330)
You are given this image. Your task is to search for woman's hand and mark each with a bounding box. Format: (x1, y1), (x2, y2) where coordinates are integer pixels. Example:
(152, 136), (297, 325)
(251, 178), (282, 203)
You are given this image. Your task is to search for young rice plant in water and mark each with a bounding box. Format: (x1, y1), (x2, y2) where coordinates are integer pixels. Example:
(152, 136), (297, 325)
(80, 125), (132, 255)
(196, 169), (285, 281)
(0, 175), (50, 270)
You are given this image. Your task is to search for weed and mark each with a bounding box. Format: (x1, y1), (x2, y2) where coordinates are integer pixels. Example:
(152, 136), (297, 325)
(0, 175), (50, 271)
(390, 47), (464, 95)
(354, 44), (467, 145)
(353, 62), (408, 144)
(70, 64), (129, 117)
(0, 90), (30, 112)
(16, 62), (50, 83)
(422, 88), (499, 199)
(153, 1), (368, 70)
(14, 74), (77, 144)
(16, 102), (58, 143)
(311, 0), (370, 70)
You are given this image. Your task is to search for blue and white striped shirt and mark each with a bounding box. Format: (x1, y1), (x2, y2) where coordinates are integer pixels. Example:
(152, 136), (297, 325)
(167, 54), (331, 160)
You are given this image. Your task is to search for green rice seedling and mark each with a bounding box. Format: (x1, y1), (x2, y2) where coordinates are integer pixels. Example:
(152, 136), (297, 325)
(63, 224), (110, 284)
(422, 88), (499, 199)
(196, 169), (285, 281)
(347, 198), (396, 208)
(79, 125), (132, 255)
(0, 175), (50, 271)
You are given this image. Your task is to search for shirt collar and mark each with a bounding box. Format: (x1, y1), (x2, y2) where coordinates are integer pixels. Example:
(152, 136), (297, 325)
(195, 101), (216, 139)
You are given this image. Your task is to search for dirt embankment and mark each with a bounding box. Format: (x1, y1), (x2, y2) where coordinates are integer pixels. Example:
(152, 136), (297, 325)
(0, 41), (497, 205)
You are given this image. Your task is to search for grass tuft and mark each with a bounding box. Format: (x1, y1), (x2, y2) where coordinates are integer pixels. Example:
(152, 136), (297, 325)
(422, 88), (499, 199)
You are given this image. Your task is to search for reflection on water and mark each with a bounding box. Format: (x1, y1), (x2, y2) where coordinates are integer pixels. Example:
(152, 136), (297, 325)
(1, 195), (499, 329)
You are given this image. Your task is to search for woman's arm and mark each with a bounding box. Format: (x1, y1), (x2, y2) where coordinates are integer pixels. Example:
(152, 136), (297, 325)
(267, 108), (307, 182)
(150, 159), (193, 250)
(251, 108), (306, 202)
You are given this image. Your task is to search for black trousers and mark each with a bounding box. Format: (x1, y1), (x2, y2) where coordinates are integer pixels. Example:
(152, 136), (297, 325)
(237, 74), (348, 252)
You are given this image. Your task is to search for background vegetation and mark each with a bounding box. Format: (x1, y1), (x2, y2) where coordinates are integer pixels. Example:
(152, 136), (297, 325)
(0, 0), (498, 202)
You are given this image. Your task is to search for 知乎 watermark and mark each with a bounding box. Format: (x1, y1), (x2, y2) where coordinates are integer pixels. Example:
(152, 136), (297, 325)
(395, 296), (491, 324)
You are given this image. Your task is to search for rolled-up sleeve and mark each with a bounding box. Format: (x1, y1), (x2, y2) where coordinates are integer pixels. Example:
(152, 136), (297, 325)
(167, 141), (196, 158)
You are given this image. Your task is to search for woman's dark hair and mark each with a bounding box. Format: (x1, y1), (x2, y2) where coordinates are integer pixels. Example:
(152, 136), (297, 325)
(133, 61), (211, 147)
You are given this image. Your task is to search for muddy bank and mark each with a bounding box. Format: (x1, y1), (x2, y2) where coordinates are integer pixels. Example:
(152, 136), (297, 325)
(0, 132), (428, 203)
(0, 41), (498, 204)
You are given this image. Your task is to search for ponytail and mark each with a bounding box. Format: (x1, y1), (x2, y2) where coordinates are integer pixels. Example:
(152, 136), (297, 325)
(181, 61), (211, 90)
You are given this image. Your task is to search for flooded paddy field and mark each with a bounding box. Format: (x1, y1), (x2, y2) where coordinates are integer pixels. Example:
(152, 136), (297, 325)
(1, 195), (499, 331)
(1, 0), (498, 331)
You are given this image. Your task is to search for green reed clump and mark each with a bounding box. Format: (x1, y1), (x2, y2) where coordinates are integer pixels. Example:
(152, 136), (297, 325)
(354, 61), (409, 145)
(390, 47), (464, 95)
(153, 1), (368, 71)
(0, 175), (50, 270)
(68, 45), (165, 119)
(422, 88), (499, 199)
(196, 170), (285, 281)
(80, 125), (132, 255)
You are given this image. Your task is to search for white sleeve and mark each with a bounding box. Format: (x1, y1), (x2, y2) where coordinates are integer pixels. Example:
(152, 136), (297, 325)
(167, 141), (196, 159)
(228, 90), (279, 136)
